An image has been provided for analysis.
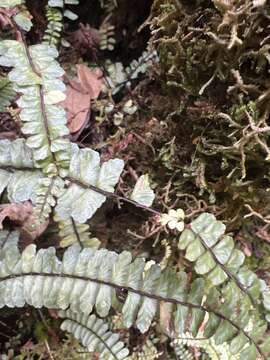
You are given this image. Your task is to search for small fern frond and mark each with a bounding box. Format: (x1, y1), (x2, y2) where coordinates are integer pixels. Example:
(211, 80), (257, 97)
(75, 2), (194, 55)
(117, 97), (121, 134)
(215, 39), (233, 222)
(55, 143), (124, 223)
(56, 215), (101, 249)
(100, 25), (116, 51)
(0, 242), (269, 359)
(48, 0), (79, 21)
(43, 6), (63, 46)
(0, 76), (16, 112)
(0, 139), (42, 203)
(107, 50), (159, 94)
(125, 51), (159, 83)
(59, 309), (129, 360)
(179, 213), (270, 315)
(128, 340), (160, 360)
(172, 331), (240, 360)
(171, 340), (194, 360)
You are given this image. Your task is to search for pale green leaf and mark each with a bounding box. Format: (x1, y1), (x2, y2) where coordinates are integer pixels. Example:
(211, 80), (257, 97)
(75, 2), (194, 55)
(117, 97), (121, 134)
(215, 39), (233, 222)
(131, 174), (155, 206)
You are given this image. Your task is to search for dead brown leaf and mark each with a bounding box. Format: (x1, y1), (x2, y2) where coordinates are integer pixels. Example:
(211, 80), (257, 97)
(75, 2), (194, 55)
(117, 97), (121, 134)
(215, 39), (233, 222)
(0, 202), (32, 227)
(61, 64), (103, 133)
(0, 202), (48, 241)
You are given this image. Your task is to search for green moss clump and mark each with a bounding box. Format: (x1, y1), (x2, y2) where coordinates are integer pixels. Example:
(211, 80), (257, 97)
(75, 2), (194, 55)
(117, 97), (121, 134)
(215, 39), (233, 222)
(149, 0), (270, 232)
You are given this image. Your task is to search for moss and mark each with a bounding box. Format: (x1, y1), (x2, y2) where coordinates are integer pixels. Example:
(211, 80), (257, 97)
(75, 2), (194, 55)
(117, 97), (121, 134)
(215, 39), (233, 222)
(148, 0), (270, 232)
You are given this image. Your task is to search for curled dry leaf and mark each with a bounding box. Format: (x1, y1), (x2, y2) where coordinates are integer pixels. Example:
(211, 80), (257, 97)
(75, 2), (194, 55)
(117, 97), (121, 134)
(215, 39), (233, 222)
(61, 64), (103, 133)
(0, 202), (48, 240)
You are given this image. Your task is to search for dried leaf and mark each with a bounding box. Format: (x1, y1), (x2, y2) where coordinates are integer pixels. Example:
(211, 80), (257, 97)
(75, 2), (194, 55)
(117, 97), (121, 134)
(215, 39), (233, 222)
(0, 202), (32, 228)
(0, 202), (48, 240)
(76, 64), (103, 97)
(61, 65), (103, 133)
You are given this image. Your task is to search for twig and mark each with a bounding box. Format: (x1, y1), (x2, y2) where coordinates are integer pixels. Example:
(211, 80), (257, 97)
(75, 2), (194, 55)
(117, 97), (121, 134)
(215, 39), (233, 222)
(244, 204), (270, 224)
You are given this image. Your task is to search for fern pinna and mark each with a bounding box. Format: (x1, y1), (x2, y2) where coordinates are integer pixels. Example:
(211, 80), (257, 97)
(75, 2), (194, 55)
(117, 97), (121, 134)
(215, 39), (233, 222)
(0, 1), (270, 359)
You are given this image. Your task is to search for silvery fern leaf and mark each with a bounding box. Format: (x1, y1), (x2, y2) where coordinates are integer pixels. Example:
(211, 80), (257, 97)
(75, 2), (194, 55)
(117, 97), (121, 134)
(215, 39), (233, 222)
(0, 40), (70, 175)
(55, 144), (124, 223)
(131, 174), (155, 207)
(0, 242), (270, 359)
(179, 212), (270, 319)
(0, 139), (42, 202)
(59, 309), (129, 360)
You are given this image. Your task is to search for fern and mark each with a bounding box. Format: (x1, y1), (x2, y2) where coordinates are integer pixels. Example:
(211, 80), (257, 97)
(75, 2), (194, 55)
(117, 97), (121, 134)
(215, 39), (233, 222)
(0, 1), (32, 31)
(44, 0), (79, 46)
(1, 2), (270, 360)
(107, 50), (159, 94)
(0, 242), (270, 359)
(172, 332), (240, 360)
(0, 139), (42, 203)
(55, 143), (124, 223)
(55, 215), (101, 249)
(59, 309), (129, 359)
(100, 25), (116, 51)
(171, 340), (194, 360)
(48, 0), (79, 21)
(0, 76), (16, 112)
(0, 40), (70, 174)
(43, 6), (63, 46)
(178, 213), (270, 317)
(128, 340), (160, 360)
(0, 137), (124, 224)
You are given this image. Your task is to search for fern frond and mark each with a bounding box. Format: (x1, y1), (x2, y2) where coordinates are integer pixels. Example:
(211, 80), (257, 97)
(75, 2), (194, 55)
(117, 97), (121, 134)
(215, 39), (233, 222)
(0, 77), (16, 112)
(107, 50), (159, 94)
(171, 340), (194, 360)
(100, 25), (116, 51)
(128, 340), (160, 360)
(179, 213), (270, 315)
(125, 51), (159, 83)
(0, 139), (42, 203)
(172, 331), (240, 360)
(55, 215), (101, 248)
(59, 309), (129, 359)
(0, 242), (269, 359)
(55, 143), (124, 223)
(43, 6), (63, 46)
(0, 140), (124, 224)
(0, 40), (70, 175)
(48, 0), (79, 21)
